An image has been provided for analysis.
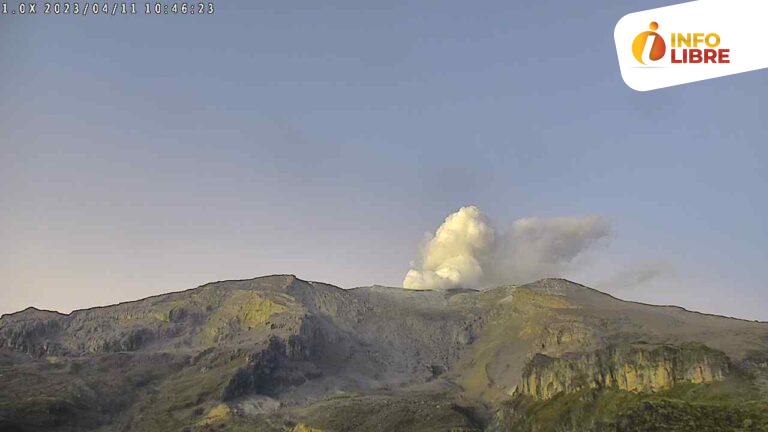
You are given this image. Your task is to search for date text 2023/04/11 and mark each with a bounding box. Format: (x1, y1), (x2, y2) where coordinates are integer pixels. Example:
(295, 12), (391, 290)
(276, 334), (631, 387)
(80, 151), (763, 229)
(0, 2), (215, 15)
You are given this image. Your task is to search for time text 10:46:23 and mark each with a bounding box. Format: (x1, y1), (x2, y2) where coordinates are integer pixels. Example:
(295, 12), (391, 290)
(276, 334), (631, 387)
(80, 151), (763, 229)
(1, 2), (215, 15)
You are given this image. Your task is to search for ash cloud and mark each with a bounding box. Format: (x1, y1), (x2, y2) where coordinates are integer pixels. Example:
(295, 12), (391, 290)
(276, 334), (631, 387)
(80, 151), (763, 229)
(402, 206), (610, 290)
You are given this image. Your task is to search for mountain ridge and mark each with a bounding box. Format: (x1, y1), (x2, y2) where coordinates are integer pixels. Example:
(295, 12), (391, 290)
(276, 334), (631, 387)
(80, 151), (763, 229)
(5, 275), (763, 324)
(1, 275), (767, 431)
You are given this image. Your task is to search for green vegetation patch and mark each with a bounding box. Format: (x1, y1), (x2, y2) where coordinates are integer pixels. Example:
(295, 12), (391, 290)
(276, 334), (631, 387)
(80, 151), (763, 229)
(499, 382), (768, 432)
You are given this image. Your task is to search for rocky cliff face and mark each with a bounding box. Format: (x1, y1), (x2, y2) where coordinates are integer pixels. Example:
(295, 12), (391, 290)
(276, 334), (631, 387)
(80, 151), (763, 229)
(0, 276), (766, 432)
(0, 309), (67, 357)
(519, 343), (731, 400)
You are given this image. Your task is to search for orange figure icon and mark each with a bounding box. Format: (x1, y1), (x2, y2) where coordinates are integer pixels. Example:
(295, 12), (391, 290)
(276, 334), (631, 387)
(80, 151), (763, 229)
(632, 22), (666, 64)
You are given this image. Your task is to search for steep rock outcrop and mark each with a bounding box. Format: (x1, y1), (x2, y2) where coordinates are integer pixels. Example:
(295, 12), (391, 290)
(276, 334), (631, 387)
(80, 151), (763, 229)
(221, 335), (322, 400)
(0, 308), (67, 357)
(520, 343), (730, 400)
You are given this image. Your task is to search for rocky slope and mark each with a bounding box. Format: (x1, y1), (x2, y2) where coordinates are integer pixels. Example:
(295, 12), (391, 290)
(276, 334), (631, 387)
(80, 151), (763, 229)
(0, 275), (767, 431)
(519, 343), (731, 400)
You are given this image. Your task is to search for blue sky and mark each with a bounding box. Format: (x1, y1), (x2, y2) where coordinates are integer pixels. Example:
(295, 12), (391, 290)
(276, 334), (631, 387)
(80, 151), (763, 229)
(1, 0), (766, 319)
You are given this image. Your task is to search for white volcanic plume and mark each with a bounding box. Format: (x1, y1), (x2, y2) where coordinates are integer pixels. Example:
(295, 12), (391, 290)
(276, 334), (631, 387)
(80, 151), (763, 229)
(402, 206), (495, 290)
(403, 206), (610, 290)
